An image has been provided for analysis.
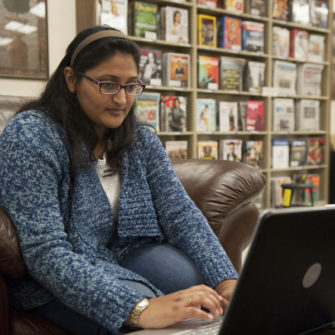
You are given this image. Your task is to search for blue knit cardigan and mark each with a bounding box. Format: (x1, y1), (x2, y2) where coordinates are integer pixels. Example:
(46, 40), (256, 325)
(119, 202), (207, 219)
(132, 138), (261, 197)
(0, 110), (237, 330)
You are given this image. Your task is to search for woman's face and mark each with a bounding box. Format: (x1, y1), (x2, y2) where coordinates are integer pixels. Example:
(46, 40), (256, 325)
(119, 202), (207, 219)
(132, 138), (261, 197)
(65, 51), (138, 138)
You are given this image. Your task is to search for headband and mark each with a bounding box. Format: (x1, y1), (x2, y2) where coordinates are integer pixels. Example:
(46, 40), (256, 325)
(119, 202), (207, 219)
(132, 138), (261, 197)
(70, 30), (128, 67)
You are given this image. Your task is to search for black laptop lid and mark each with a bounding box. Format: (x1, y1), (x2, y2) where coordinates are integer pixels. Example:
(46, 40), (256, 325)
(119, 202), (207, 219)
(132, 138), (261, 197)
(220, 207), (335, 335)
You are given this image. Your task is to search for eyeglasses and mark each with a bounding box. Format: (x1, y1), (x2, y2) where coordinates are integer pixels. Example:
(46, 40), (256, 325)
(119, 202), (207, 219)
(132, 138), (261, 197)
(78, 73), (145, 96)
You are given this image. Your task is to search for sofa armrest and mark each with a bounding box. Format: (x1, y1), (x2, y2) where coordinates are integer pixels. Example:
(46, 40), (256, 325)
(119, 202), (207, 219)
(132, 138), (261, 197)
(0, 276), (9, 335)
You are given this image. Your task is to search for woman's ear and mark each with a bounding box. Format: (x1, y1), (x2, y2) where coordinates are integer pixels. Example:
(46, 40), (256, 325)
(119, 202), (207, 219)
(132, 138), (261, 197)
(64, 66), (77, 93)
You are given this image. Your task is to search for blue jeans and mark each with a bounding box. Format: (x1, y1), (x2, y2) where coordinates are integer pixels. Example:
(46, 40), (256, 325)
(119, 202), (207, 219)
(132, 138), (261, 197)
(32, 243), (205, 334)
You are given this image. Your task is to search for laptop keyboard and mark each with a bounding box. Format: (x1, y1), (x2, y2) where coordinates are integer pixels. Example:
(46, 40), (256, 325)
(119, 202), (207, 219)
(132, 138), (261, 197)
(171, 320), (222, 334)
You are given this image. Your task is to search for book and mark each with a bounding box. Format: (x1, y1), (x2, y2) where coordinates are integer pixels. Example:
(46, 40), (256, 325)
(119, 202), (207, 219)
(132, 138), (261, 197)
(165, 140), (188, 159)
(197, 0), (217, 8)
(198, 55), (219, 89)
(241, 21), (264, 53)
(198, 14), (217, 48)
(218, 101), (238, 132)
(244, 0), (266, 16)
(135, 92), (160, 130)
(272, 26), (290, 58)
(289, 29), (309, 61)
(296, 63), (324, 96)
(196, 98), (217, 132)
(308, 34), (325, 62)
(306, 137), (325, 165)
(304, 174), (320, 203)
(310, 0), (328, 28)
(242, 140), (263, 168)
(290, 138), (307, 167)
(160, 6), (189, 44)
(221, 139), (242, 161)
(295, 99), (320, 131)
(219, 56), (246, 91)
(238, 101), (247, 130)
(198, 141), (218, 159)
(272, 0), (288, 21)
(272, 138), (289, 169)
(271, 176), (292, 207)
(246, 100), (265, 131)
(163, 53), (190, 88)
(273, 60), (297, 95)
(99, 0), (128, 34)
(272, 98), (295, 131)
(243, 61), (265, 93)
(225, 0), (244, 13)
(289, 0), (310, 25)
(133, 1), (158, 39)
(218, 16), (242, 51)
(139, 49), (162, 86)
(160, 96), (187, 132)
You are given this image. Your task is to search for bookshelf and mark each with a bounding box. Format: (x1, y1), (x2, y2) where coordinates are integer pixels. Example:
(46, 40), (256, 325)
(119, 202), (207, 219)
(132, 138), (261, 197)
(76, 0), (332, 209)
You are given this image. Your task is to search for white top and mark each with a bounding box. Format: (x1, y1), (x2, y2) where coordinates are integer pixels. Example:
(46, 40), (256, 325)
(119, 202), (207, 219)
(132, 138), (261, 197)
(95, 154), (121, 219)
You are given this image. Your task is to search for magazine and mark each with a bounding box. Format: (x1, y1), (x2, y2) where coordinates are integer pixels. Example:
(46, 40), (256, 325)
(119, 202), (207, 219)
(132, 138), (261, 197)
(242, 21), (264, 53)
(198, 55), (219, 89)
(198, 141), (218, 159)
(272, 0), (288, 21)
(296, 63), (324, 96)
(308, 34), (325, 62)
(218, 101), (238, 132)
(99, 0), (128, 34)
(295, 99), (320, 131)
(160, 96), (187, 132)
(310, 0), (328, 28)
(221, 139), (242, 161)
(139, 49), (162, 86)
(135, 92), (160, 130)
(306, 137), (324, 165)
(198, 14), (217, 48)
(163, 53), (190, 88)
(225, 0), (244, 13)
(165, 140), (188, 159)
(273, 60), (297, 95)
(219, 56), (246, 91)
(218, 16), (242, 51)
(238, 101), (247, 130)
(272, 26), (290, 58)
(244, 0), (266, 16)
(290, 138), (307, 167)
(290, 29), (309, 61)
(196, 99), (217, 132)
(242, 140), (263, 168)
(246, 100), (264, 131)
(272, 98), (295, 131)
(161, 6), (189, 44)
(290, 0), (311, 25)
(272, 138), (289, 169)
(197, 0), (217, 8)
(133, 1), (158, 39)
(243, 61), (265, 93)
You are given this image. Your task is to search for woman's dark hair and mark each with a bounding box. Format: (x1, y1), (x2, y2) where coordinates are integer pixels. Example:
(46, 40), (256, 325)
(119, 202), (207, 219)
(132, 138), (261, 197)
(18, 25), (141, 176)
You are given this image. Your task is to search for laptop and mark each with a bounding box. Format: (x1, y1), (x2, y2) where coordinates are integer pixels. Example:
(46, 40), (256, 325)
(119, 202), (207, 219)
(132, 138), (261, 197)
(127, 206), (335, 335)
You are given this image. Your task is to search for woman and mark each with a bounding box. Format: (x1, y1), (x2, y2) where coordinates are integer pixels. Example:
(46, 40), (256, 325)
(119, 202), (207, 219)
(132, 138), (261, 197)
(0, 26), (237, 334)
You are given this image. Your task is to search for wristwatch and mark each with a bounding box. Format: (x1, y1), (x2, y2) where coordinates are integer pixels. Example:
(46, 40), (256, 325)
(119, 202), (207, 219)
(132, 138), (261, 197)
(125, 298), (150, 328)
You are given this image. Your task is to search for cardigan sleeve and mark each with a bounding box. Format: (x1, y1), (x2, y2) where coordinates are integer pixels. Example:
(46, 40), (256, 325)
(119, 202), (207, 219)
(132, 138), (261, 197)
(136, 126), (238, 286)
(0, 112), (153, 330)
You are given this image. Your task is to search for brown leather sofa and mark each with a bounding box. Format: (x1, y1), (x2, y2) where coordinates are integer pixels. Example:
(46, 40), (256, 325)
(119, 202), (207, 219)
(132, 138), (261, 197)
(0, 95), (266, 334)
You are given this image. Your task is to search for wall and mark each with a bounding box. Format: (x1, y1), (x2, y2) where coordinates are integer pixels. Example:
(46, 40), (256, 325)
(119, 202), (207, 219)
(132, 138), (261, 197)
(0, 0), (76, 97)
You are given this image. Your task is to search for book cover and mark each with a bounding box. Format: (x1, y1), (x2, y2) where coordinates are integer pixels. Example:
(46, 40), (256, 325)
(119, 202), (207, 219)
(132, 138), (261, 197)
(135, 92), (160, 130)
(310, 0), (328, 28)
(290, 0), (311, 25)
(243, 61), (265, 93)
(196, 98), (217, 132)
(139, 49), (162, 86)
(272, 138), (289, 169)
(242, 140), (263, 168)
(308, 34), (325, 62)
(100, 0), (128, 34)
(272, 0), (288, 21)
(161, 6), (189, 44)
(218, 16), (242, 51)
(238, 101), (247, 130)
(198, 55), (219, 89)
(289, 29), (309, 61)
(297, 63), (324, 96)
(242, 21), (264, 53)
(198, 141), (218, 159)
(197, 0), (217, 8)
(225, 0), (244, 12)
(164, 53), (190, 88)
(290, 138), (307, 167)
(244, 0), (266, 16)
(304, 174), (320, 203)
(272, 98), (295, 131)
(306, 137), (324, 165)
(219, 101), (238, 132)
(295, 99), (320, 131)
(160, 96), (187, 132)
(271, 176), (292, 207)
(221, 139), (242, 161)
(273, 60), (297, 95)
(198, 14), (217, 48)
(133, 1), (158, 39)
(246, 100), (265, 131)
(272, 26), (290, 58)
(219, 56), (246, 91)
(165, 140), (188, 159)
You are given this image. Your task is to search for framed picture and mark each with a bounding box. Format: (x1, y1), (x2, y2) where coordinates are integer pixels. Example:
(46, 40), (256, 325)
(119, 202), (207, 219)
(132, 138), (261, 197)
(0, 0), (48, 80)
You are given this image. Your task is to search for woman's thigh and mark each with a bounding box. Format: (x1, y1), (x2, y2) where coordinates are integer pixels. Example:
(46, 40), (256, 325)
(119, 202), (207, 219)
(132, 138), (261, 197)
(120, 243), (205, 294)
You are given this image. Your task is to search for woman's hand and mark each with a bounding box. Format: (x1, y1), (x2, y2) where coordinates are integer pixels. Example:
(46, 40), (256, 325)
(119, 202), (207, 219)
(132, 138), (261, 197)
(214, 279), (237, 311)
(136, 284), (223, 329)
